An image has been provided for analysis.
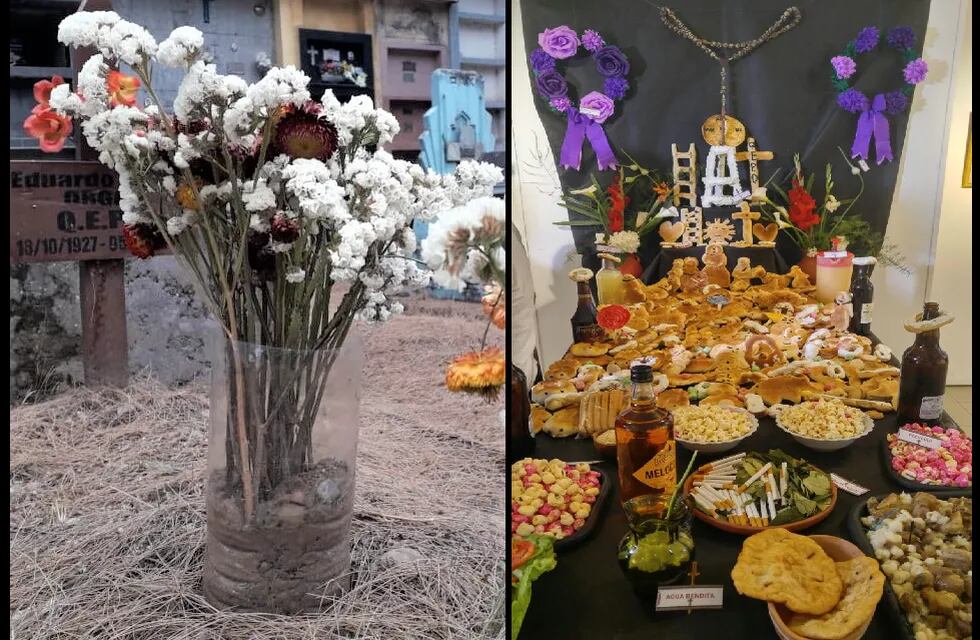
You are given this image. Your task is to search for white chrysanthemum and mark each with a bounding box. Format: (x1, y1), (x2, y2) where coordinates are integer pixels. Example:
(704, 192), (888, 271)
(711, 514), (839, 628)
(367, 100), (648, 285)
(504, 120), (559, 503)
(242, 182), (277, 212)
(167, 214), (191, 235)
(246, 65), (309, 110)
(156, 26), (203, 68)
(285, 267), (306, 283)
(75, 55), (110, 117)
(48, 83), (84, 116)
(608, 230), (641, 254)
(281, 159), (349, 226)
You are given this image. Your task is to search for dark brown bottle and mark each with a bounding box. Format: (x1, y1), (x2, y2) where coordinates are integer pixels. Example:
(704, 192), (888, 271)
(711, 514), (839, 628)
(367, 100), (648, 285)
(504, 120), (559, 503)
(569, 268), (603, 343)
(615, 365), (676, 503)
(849, 257), (875, 336)
(897, 302), (949, 426)
(508, 364), (534, 461)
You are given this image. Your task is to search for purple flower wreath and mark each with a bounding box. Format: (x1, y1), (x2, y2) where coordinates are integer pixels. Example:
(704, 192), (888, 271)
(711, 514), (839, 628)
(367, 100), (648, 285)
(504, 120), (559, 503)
(529, 26), (630, 171)
(831, 26), (928, 165)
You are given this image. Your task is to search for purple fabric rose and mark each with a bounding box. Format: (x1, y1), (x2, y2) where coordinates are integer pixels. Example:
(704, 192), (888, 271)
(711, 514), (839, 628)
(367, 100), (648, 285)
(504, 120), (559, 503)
(538, 26), (580, 60)
(582, 29), (605, 52)
(579, 91), (615, 124)
(550, 96), (572, 112)
(854, 26), (880, 53)
(593, 45), (629, 77)
(887, 26), (916, 50)
(534, 69), (568, 99)
(883, 90), (909, 115)
(837, 88), (870, 113)
(529, 48), (555, 73)
(603, 77), (629, 99)
(831, 55), (857, 80)
(903, 58), (928, 84)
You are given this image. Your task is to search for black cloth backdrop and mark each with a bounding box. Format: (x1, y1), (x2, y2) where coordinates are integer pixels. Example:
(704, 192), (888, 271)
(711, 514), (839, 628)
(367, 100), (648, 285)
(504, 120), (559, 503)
(519, 0), (931, 280)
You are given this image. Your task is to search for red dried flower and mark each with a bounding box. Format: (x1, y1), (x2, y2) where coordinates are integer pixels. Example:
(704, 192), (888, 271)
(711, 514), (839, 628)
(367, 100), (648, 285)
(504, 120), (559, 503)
(270, 213), (300, 243)
(122, 223), (165, 259)
(272, 101), (339, 161)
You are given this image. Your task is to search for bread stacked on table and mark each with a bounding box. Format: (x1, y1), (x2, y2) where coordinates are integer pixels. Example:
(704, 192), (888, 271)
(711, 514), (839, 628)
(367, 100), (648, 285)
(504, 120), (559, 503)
(531, 262), (900, 440)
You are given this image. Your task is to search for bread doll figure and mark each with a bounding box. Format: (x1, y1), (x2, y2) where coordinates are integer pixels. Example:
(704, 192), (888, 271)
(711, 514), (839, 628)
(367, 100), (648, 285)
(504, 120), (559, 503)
(701, 243), (731, 288)
(730, 257), (754, 292)
(830, 291), (854, 333)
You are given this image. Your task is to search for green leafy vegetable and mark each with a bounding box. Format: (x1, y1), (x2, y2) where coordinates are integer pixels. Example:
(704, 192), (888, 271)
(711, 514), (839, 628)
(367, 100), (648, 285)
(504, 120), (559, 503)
(794, 493), (818, 516)
(802, 472), (831, 498)
(512, 535), (557, 639)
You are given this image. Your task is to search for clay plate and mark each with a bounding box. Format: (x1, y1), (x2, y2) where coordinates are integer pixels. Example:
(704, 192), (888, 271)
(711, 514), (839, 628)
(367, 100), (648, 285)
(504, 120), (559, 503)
(682, 465), (837, 535)
(768, 535), (874, 640)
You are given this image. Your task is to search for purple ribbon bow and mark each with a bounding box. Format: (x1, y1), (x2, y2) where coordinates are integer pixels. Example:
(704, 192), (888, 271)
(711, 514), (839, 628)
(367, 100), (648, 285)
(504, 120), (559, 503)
(851, 93), (894, 165)
(559, 107), (617, 171)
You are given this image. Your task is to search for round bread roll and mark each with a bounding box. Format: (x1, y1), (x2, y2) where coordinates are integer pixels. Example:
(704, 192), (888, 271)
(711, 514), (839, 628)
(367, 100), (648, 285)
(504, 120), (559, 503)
(570, 342), (611, 358)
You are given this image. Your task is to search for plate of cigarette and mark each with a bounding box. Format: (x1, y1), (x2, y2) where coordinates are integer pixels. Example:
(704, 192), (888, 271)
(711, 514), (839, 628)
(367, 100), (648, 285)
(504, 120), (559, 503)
(682, 450), (838, 535)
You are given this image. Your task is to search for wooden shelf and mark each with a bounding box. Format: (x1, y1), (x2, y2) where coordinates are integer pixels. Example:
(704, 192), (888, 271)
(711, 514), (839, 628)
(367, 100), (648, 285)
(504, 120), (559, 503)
(10, 66), (73, 79)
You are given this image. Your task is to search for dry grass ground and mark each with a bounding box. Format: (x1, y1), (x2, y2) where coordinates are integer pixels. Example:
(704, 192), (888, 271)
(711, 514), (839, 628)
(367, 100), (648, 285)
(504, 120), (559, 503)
(9, 294), (505, 640)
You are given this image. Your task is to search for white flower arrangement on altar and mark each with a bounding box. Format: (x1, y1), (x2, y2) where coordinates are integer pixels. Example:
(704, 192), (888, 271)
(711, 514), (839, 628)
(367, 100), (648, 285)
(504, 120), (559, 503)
(44, 11), (503, 522)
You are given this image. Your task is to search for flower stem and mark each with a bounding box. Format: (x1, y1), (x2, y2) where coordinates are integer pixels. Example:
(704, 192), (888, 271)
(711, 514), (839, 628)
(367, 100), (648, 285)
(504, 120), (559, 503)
(665, 451), (698, 521)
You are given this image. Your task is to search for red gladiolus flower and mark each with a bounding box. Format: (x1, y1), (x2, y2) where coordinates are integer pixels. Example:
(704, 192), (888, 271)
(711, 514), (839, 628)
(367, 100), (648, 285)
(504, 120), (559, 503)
(607, 175), (629, 233)
(107, 70), (141, 107)
(33, 76), (66, 110)
(23, 108), (73, 152)
(788, 178), (820, 231)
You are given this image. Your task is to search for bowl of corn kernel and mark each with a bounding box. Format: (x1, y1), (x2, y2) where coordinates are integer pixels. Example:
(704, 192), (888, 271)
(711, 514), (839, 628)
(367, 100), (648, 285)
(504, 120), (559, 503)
(671, 405), (759, 454)
(775, 398), (874, 451)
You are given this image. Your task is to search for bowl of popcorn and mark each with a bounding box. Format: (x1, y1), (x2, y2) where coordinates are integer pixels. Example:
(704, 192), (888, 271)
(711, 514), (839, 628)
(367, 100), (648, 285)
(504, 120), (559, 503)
(672, 404), (759, 454)
(775, 399), (874, 452)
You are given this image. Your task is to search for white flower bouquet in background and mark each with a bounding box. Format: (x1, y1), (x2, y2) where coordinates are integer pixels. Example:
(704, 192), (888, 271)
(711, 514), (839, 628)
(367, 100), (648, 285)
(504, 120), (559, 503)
(45, 10), (503, 612)
(422, 196), (506, 402)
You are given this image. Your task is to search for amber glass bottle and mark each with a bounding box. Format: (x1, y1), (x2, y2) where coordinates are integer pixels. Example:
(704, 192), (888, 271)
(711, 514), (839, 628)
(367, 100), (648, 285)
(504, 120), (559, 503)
(508, 364), (534, 462)
(570, 272), (603, 343)
(897, 302), (949, 426)
(615, 365), (676, 503)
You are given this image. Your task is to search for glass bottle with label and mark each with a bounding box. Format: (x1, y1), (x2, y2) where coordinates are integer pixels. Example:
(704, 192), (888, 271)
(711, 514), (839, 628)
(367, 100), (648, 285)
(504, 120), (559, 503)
(569, 267), (603, 343)
(897, 302), (949, 426)
(849, 257), (876, 336)
(596, 252), (626, 305)
(615, 365), (676, 503)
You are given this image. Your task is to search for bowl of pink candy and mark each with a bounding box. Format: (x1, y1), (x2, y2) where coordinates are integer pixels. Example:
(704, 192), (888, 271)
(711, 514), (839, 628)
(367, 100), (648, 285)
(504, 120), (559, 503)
(886, 423), (972, 489)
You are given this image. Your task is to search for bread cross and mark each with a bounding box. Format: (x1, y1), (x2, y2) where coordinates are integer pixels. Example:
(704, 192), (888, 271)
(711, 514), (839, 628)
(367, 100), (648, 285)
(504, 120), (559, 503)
(732, 201), (761, 247)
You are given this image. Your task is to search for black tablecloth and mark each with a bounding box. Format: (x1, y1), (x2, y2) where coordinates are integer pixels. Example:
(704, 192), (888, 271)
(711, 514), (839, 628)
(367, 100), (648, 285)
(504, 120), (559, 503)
(641, 245), (790, 284)
(517, 411), (964, 640)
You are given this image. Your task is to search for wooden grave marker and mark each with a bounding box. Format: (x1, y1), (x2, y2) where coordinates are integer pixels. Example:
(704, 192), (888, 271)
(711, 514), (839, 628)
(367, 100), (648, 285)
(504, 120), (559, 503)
(9, 0), (138, 388)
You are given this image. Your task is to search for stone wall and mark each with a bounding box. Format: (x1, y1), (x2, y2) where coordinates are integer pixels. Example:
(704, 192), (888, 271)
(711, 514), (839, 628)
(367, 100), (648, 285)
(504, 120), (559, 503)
(10, 258), (214, 401)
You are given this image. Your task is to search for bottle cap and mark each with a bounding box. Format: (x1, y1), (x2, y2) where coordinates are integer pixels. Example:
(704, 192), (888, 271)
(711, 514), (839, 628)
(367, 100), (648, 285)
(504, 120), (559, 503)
(852, 256), (877, 266)
(631, 364), (654, 383)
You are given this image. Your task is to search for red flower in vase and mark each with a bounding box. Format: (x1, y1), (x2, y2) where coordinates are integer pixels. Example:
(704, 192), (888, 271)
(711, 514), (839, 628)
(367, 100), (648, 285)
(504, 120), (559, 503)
(607, 175), (629, 233)
(788, 178), (820, 231)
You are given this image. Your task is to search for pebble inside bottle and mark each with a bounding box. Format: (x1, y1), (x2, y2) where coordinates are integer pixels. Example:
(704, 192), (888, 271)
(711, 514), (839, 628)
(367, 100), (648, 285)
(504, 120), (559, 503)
(897, 302), (949, 426)
(615, 365), (676, 503)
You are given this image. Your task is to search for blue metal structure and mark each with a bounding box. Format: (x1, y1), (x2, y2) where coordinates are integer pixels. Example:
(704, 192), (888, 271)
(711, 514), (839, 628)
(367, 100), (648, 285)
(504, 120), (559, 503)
(418, 68), (496, 301)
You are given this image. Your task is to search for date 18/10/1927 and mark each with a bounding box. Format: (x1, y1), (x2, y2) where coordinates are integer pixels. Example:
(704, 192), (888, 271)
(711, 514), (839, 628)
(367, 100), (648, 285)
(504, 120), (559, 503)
(14, 235), (126, 259)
